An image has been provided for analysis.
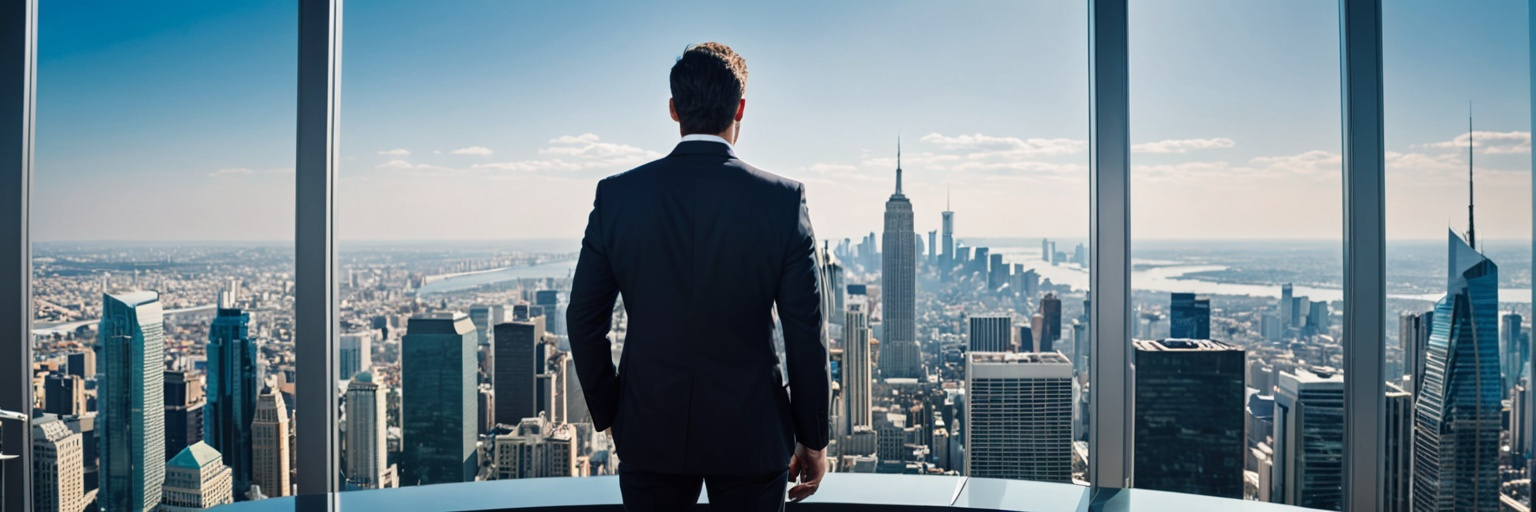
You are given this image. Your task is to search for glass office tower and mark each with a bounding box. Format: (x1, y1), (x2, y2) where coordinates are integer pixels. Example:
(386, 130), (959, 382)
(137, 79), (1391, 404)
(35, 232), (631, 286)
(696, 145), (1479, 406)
(205, 307), (257, 496)
(402, 312), (480, 486)
(1413, 230), (1501, 512)
(98, 291), (166, 512)
(1132, 339), (1245, 498)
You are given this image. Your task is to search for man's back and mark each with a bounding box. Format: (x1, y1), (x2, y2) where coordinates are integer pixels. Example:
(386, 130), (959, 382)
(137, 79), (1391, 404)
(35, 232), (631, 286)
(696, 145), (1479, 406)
(567, 41), (828, 512)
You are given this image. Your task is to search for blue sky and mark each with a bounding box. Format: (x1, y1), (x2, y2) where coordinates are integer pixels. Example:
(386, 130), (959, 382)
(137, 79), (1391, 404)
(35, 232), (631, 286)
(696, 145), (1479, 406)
(30, 0), (1531, 242)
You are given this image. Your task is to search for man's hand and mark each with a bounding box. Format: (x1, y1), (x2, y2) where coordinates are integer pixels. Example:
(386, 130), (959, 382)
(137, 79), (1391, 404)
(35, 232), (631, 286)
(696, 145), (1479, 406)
(787, 442), (827, 503)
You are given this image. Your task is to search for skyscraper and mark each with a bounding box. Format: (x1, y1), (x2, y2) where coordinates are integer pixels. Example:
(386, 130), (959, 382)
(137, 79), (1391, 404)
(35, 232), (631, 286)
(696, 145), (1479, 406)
(402, 312), (479, 485)
(205, 307), (257, 496)
(161, 442), (233, 512)
(1399, 310), (1433, 394)
(1041, 293), (1062, 345)
(967, 315), (1012, 353)
(345, 373), (393, 489)
(32, 418), (84, 512)
(1280, 284), (1294, 329)
(940, 200), (954, 278)
(880, 141), (920, 379)
(535, 290), (563, 335)
(492, 416), (580, 479)
(163, 370), (206, 462)
(1169, 293), (1211, 340)
(43, 373), (84, 417)
(1413, 229), (1500, 512)
(98, 290), (166, 512)
(1131, 339), (1245, 498)
(1384, 383), (1412, 512)
(1502, 312), (1524, 398)
(495, 320), (542, 426)
(1272, 368), (1344, 510)
(252, 388), (290, 498)
(843, 303), (873, 435)
(339, 332), (373, 380)
(965, 351), (1072, 482)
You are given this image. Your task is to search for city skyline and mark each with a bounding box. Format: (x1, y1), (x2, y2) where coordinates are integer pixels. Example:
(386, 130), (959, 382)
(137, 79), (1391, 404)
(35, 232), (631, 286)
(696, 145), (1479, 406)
(29, 0), (1532, 242)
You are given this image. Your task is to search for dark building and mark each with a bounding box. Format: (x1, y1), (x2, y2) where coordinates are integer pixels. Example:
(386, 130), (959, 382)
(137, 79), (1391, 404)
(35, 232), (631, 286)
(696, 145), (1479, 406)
(206, 307), (258, 495)
(1132, 339), (1245, 499)
(1169, 293), (1211, 340)
(44, 373), (85, 416)
(402, 313), (479, 486)
(1041, 293), (1063, 344)
(66, 350), (95, 380)
(163, 370), (205, 461)
(967, 316), (1012, 353)
(494, 320), (542, 426)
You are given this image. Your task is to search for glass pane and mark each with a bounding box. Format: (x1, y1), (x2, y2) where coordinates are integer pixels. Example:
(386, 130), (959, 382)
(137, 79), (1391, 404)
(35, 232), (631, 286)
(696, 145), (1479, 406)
(1383, 3), (1531, 511)
(1130, 0), (1343, 506)
(31, 1), (298, 508)
(338, 0), (1088, 497)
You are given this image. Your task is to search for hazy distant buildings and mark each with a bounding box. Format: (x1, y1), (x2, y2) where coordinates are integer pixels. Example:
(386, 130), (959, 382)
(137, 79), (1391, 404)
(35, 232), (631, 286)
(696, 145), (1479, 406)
(1132, 339), (1245, 499)
(43, 373), (85, 417)
(967, 315), (1012, 353)
(402, 313), (479, 486)
(161, 442), (233, 512)
(1502, 312), (1524, 398)
(252, 388), (290, 498)
(206, 307), (257, 495)
(33, 419), (84, 512)
(98, 290), (166, 512)
(1169, 293), (1210, 340)
(536, 290), (563, 336)
(1399, 310), (1432, 394)
(1413, 231), (1500, 512)
(965, 351), (1072, 482)
(345, 373), (395, 489)
(880, 145), (921, 379)
(1272, 368), (1344, 510)
(340, 332), (373, 380)
(495, 320), (542, 427)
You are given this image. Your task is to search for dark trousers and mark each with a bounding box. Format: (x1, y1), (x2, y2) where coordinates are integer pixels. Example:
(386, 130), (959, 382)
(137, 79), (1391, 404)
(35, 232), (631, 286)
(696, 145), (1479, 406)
(619, 464), (788, 512)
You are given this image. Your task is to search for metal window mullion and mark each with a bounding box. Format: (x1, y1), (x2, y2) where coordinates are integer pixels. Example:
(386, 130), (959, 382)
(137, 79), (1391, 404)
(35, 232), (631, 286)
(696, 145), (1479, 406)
(1339, 1), (1386, 511)
(1527, 0), (1535, 491)
(1088, 0), (1132, 492)
(0, 0), (35, 510)
(296, 0), (342, 504)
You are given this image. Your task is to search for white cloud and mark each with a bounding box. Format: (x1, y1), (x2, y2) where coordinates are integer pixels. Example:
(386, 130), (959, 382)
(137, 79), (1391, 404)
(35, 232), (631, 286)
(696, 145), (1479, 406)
(1132, 138), (1237, 154)
(473, 133), (661, 173)
(920, 132), (1085, 156)
(209, 167), (254, 177)
(1417, 131), (1531, 154)
(378, 148), (411, 156)
(450, 146), (494, 156)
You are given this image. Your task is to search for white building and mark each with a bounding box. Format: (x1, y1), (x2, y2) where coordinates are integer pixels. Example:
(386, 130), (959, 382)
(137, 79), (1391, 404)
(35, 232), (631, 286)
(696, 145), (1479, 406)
(32, 418), (84, 512)
(161, 442), (233, 512)
(965, 351), (1072, 482)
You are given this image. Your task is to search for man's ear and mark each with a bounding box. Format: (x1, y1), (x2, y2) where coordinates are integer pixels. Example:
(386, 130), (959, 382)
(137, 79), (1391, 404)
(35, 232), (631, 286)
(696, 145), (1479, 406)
(734, 98), (746, 122)
(669, 98), (680, 123)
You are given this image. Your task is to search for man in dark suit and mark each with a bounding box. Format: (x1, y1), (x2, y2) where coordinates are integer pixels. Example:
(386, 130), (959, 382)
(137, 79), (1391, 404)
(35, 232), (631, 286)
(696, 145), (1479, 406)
(566, 42), (830, 512)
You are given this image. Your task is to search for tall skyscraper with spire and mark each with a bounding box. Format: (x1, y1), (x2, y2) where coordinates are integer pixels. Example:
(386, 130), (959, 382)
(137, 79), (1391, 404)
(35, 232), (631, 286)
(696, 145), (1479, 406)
(98, 290), (166, 512)
(940, 188), (954, 278)
(1412, 117), (1500, 512)
(880, 139), (921, 379)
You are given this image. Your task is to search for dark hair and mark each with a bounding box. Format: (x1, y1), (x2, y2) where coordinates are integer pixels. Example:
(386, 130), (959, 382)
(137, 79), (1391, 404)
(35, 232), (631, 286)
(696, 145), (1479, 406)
(670, 42), (748, 135)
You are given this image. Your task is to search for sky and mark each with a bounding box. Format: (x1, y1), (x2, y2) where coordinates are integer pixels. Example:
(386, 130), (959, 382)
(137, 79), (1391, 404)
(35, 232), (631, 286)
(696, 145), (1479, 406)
(29, 0), (1532, 243)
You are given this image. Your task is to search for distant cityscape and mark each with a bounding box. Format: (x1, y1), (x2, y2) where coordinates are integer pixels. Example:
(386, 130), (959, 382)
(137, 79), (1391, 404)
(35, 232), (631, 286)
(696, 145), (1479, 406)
(19, 151), (1536, 512)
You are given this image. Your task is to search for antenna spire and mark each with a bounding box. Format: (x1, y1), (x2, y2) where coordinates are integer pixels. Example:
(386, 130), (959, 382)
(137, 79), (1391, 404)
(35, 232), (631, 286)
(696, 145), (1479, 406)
(946, 184), (951, 210)
(895, 134), (903, 195)
(1467, 106), (1476, 250)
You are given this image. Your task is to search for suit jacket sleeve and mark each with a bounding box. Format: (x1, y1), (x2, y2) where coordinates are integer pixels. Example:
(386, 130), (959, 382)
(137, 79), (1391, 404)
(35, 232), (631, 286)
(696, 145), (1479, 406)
(777, 184), (831, 450)
(566, 180), (622, 431)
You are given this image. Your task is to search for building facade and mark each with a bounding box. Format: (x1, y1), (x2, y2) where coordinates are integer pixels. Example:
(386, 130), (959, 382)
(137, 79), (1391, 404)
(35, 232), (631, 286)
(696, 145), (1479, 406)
(1132, 339), (1245, 498)
(965, 351), (1072, 482)
(1169, 293), (1211, 340)
(32, 419), (84, 512)
(402, 312), (479, 485)
(495, 320), (542, 427)
(345, 373), (394, 489)
(206, 306), (257, 495)
(1272, 368), (1344, 510)
(98, 290), (166, 512)
(880, 147), (920, 379)
(967, 315), (1012, 353)
(251, 388), (291, 498)
(161, 442), (233, 512)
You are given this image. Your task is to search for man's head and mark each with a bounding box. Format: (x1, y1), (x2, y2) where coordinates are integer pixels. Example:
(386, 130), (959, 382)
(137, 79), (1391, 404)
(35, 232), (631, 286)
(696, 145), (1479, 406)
(669, 42), (748, 141)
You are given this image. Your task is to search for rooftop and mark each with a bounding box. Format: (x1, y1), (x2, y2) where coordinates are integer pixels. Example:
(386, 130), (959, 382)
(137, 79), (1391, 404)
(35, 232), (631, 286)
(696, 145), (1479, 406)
(1132, 338), (1241, 352)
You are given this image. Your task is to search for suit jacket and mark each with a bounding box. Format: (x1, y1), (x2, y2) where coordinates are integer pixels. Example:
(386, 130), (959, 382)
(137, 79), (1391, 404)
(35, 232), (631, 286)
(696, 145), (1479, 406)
(566, 140), (830, 476)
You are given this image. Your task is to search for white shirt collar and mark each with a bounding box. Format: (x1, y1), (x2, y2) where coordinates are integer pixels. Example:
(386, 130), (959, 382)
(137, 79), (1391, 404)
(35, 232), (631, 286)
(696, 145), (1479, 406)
(680, 133), (734, 150)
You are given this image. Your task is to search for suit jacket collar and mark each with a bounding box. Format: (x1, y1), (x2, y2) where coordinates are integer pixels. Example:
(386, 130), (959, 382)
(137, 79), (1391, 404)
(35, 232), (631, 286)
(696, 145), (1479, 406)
(669, 140), (737, 159)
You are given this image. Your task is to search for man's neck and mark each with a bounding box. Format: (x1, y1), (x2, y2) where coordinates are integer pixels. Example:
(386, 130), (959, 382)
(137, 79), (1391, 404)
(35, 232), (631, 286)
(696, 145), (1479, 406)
(681, 133), (733, 149)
